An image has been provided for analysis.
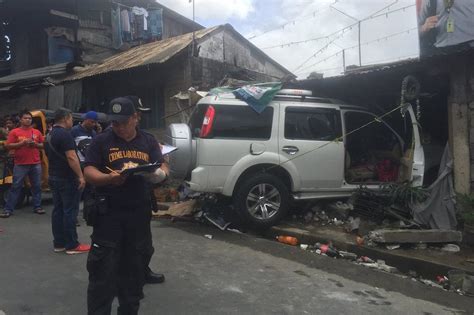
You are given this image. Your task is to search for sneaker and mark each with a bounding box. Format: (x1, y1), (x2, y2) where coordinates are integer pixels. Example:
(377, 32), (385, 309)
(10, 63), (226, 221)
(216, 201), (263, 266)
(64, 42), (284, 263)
(66, 244), (91, 255)
(54, 247), (66, 253)
(33, 208), (45, 215)
(0, 211), (12, 218)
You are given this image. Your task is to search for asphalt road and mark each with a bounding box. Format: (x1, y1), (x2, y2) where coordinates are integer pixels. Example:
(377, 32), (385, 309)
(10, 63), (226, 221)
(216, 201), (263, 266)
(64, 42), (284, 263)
(0, 204), (472, 315)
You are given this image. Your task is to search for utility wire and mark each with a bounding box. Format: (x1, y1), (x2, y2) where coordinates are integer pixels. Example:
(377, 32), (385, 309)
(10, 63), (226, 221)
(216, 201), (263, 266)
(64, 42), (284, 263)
(294, 26), (418, 75)
(262, 0), (400, 50)
(247, 0), (340, 40)
(291, 3), (416, 72)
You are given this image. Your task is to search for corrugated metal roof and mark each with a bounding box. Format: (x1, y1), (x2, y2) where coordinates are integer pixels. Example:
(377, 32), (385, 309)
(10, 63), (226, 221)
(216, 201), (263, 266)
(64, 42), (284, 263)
(0, 63), (73, 86)
(61, 26), (220, 82)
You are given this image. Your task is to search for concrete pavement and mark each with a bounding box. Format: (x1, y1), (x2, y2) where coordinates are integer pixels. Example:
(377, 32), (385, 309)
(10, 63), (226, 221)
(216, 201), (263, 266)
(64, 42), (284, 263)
(0, 204), (472, 314)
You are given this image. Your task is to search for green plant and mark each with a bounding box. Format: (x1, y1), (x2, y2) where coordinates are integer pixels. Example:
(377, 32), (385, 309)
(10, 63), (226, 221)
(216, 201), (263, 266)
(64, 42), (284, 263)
(456, 194), (474, 225)
(382, 182), (430, 209)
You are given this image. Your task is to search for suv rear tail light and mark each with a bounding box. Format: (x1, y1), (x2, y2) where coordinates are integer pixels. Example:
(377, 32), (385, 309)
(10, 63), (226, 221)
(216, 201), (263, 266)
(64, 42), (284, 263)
(200, 105), (215, 138)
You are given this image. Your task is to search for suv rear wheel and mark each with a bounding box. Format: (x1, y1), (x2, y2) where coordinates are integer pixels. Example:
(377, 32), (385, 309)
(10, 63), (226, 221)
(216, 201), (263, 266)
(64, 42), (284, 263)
(233, 173), (289, 229)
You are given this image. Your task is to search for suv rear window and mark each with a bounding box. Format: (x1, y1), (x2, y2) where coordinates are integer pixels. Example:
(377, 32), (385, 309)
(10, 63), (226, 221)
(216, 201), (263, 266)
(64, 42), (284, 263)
(189, 104), (273, 140)
(285, 107), (341, 141)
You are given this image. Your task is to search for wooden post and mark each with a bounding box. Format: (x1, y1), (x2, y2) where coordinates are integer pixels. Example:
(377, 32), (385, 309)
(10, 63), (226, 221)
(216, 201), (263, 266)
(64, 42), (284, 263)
(449, 56), (470, 194)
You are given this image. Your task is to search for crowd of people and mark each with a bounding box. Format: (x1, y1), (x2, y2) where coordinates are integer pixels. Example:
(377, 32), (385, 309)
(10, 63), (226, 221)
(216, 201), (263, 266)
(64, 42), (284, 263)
(0, 96), (169, 314)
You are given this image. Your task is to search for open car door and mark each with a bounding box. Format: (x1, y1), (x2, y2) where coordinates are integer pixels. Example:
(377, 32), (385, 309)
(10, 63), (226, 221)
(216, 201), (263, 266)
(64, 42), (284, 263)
(400, 104), (425, 186)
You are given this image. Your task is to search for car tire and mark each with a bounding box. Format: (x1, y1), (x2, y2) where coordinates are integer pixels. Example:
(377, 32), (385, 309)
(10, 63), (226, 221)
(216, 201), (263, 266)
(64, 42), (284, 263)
(233, 173), (289, 229)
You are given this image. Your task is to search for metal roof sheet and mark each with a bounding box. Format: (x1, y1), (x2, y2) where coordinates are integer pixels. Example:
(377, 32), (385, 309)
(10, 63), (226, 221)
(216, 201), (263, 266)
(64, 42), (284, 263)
(61, 26), (220, 82)
(0, 63), (73, 86)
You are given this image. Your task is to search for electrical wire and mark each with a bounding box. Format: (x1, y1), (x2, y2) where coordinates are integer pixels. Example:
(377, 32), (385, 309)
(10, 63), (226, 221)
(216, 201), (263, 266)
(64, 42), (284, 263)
(291, 3), (416, 72)
(247, 0), (341, 40)
(294, 26), (418, 75)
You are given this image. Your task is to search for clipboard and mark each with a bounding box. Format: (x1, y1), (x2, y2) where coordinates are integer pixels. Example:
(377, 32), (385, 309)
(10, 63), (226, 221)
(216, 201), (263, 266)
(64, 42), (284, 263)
(120, 162), (161, 176)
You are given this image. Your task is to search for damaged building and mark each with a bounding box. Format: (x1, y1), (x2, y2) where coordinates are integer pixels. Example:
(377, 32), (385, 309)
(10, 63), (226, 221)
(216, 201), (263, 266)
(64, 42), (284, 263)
(0, 0), (292, 129)
(0, 0), (202, 113)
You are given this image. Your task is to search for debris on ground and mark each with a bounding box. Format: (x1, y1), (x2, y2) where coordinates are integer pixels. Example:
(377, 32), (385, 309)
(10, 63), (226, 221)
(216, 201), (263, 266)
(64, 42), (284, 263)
(203, 212), (231, 231)
(204, 234), (213, 239)
(276, 235), (298, 246)
(385, 244), (401, 250)
(441, 244), (461, 252)
(153, 200), (197, 218)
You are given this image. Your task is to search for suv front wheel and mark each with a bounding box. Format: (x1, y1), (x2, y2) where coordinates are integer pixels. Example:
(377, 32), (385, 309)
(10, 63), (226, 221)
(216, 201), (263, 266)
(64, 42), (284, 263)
(233, 173), (289, 229)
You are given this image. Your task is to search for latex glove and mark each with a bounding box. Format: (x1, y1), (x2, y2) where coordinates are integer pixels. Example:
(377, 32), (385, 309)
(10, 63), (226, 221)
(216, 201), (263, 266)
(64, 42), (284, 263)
(142, 168), (167, 184)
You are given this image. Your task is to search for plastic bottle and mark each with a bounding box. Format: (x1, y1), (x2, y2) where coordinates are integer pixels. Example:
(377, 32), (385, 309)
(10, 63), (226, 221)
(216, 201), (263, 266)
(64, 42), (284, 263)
(276, 235), (298, 246)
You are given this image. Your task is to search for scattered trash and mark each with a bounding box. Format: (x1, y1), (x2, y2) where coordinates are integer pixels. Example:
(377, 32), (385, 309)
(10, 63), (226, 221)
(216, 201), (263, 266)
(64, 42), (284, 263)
(300, 244), (309, 250)
(346, 217), (360, 232)
(204, 234), (213, 239)
(315, 243), (341, 258)
(386, 244), (400, 250)
(276, 235), (298, 246)
(153, 200), (197, 218)
(203, 212), (231, 231)
(441, 244), (461, 253)
(333, 218), (344, 226)
(419, 278), (443, 289)
(436, 275), (450, 289)
(339, 251), (358, 260)
(358, 256), (375, 264)
(414, 243), (427, 250)
(448, 270), (474, 295)
(303, 211), (314, 223)
(368, 229), (462, 244)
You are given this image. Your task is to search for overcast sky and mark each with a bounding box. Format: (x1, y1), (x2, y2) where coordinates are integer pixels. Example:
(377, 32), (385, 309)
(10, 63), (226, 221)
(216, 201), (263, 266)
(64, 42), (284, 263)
(157, 0), (419, 78)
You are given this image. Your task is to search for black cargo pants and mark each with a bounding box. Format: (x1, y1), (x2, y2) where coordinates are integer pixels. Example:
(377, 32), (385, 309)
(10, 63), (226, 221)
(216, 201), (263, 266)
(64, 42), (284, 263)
(87, 202), (151, 315)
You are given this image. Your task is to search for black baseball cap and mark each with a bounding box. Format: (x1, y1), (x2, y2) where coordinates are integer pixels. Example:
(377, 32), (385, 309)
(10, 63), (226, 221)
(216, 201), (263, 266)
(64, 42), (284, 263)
(125, 95), (151, 112)
(107, 97), (136, 122)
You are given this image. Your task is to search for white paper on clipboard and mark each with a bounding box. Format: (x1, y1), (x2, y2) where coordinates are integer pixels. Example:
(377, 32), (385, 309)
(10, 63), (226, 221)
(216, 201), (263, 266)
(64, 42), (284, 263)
(161, 144), (178, 155)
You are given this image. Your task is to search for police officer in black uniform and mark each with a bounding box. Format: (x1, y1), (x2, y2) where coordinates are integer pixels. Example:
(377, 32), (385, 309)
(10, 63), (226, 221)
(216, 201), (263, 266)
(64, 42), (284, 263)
(124, 96), (165, 285)
(84, 97), (168, 315)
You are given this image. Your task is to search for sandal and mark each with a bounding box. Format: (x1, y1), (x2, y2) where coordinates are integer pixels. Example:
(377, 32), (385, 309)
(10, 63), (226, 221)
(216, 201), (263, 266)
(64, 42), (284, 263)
(0, 211), (12, 218)
(34, 208), (45, 215)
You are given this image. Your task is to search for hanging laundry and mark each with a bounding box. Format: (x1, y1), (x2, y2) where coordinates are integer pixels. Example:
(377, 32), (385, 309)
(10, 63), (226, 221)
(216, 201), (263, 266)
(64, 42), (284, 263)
(132, 7), (148, 30)
(111, 4), (123, 49)
(120, 9), (131, 32)
(120, 9), (131, 41)
(147, 9), (163, 40)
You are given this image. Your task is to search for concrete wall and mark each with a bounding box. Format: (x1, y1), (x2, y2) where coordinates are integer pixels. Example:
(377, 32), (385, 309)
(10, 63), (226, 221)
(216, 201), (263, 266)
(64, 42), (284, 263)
(198, 28), (288, 80)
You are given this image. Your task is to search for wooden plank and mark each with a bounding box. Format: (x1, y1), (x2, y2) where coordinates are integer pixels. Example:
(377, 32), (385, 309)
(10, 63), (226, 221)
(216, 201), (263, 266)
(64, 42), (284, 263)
(50, 9), (78, 21)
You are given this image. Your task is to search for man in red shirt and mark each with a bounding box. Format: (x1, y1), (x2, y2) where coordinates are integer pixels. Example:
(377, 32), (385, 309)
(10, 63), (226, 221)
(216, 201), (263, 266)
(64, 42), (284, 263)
(1, 110), (44, 218)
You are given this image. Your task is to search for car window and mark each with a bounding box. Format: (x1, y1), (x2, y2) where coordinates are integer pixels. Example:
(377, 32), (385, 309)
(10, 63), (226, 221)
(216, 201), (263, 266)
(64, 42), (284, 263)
(344, 111), (400, 151)
(212, 105), (273, 140)
(285, 107), (341, 141)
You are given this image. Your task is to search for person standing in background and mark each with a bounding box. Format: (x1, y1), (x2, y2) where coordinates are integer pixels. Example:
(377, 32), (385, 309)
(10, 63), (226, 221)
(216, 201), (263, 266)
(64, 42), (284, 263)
(1, 110), (44, 218)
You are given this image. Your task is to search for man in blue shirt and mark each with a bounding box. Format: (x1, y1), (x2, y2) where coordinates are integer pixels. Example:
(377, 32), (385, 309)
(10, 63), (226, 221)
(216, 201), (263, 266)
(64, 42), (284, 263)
(71, 111), (98, 164)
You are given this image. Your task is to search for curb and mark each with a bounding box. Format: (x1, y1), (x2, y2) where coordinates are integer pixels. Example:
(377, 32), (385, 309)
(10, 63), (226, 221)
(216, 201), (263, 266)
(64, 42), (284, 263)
(267, 225), (474, 280)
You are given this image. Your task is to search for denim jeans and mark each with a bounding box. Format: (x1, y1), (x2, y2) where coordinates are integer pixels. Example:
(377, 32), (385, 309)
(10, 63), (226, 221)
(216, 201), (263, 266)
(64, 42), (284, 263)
(5, 164), (42, 213)
(49, 177), (81, 250)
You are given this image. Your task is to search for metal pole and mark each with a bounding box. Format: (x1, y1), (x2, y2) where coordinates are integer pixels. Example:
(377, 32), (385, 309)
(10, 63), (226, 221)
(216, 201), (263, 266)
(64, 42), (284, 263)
(358, 21), (361, 66)
(342, 49), (346, 72)
(192, 0), (195, 56)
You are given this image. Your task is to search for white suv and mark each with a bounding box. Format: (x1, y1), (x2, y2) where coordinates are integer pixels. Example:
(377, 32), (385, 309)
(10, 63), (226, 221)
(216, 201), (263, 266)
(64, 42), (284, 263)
(165, 89), (425, 228)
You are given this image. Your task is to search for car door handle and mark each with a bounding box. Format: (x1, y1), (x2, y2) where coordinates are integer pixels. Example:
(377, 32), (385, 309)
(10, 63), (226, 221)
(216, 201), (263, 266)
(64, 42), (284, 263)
(282, 146), (299, 155)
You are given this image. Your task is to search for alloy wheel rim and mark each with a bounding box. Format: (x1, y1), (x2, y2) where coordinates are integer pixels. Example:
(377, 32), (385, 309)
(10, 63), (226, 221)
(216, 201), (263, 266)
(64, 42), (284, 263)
(246, 183), (281, 220)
